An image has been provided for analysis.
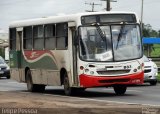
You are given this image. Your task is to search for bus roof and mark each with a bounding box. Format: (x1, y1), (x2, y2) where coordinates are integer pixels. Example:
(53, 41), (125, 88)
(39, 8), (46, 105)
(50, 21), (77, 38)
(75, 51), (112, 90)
(9, 11), (139, 28)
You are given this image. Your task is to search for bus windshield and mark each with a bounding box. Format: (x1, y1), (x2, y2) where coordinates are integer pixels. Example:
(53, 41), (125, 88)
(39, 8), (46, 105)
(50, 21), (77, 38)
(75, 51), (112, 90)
(79, 24), (142, 61)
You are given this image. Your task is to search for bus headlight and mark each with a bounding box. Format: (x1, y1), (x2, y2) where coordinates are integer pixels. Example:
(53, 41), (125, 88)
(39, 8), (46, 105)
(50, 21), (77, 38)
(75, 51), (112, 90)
(137, 66), (141, 70)
(85, 69), (89, 73)
(90, 71), (94, 75)
(133, 69), (137, 72)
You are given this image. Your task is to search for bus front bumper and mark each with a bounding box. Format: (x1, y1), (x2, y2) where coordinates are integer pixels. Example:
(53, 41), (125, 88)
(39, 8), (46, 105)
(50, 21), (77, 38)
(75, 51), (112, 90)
(79, 71), (144, 88)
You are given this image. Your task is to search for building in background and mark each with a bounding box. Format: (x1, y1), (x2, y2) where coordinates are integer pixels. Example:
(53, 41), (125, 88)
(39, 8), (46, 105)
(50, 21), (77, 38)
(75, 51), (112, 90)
(0, 29), (9, 60)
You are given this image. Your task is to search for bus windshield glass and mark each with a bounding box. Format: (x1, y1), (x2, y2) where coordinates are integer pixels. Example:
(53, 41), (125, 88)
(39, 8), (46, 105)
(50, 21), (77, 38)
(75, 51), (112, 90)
(79, 24), (142, 61)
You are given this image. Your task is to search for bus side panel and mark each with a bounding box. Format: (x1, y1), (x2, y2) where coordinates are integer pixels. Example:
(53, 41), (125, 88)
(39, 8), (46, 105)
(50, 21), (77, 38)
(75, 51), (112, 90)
(46, 71), (60, 86)
(30, 69), (61, 86)
(10, 50), (23, 82)
(22, 50), (61, 86)
(30, 69), (42, 84)
(10, 68), (20, 82)
(41, 70), (48, 85)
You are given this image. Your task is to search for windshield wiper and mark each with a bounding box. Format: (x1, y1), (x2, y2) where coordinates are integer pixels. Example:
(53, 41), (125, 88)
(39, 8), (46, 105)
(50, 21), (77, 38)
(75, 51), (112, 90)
(116, 22), (125, 49)
(95, 23), (106, 42)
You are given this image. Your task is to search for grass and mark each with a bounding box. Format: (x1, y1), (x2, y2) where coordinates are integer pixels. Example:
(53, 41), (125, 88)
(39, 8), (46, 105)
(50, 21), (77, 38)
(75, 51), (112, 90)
(152, 44), (160, 57)
(158, 73), (160, 82)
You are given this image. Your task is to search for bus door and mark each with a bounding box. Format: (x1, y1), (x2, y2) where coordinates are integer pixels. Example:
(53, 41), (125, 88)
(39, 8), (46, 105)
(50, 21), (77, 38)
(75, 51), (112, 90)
(12, 27), (23, 82)
(16, 28), (23, 68)
(17, 28), (24, 81)
(68, 22), (79, 86)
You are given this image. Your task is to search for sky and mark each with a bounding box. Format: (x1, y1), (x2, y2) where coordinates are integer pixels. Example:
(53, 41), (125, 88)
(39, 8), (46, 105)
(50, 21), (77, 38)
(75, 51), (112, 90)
(0, 0), (160, 33)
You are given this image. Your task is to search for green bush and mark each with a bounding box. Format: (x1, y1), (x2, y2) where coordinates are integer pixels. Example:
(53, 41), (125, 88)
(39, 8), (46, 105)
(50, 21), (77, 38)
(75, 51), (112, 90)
(158, 73), (160, 81)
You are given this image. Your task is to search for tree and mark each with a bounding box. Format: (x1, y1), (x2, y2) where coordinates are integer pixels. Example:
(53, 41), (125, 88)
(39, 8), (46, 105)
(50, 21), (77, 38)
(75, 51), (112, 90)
(142, 23), (159, 37)
(142, 23), (159, 57)
(158, 30), (160, 37)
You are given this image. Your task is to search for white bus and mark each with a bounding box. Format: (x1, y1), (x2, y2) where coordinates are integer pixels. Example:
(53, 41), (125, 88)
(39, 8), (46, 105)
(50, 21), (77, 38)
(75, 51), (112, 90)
(9, 12), (144, 95)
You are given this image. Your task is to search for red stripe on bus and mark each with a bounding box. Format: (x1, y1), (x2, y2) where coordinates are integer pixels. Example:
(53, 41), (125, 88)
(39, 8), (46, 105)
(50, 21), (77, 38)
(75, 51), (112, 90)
(79, 72), (144, 88)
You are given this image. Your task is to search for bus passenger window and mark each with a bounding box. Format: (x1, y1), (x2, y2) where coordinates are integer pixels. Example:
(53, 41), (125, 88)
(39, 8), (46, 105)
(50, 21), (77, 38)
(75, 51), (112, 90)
(56, 23), (68, 49)
(33, 25), (44, 50)
(23, 26), (32, 49)
(44, 24), (56, 49)
(10, 28), (16, 50)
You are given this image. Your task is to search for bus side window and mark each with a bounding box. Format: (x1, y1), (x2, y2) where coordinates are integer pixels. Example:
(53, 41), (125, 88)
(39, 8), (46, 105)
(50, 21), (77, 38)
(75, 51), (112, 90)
(10, 28), (16, 50)
(23, 26), (32, 50)
(33, 25), (44, 50)
(56, 23), (68, 49)
(44, 24), (56, 49)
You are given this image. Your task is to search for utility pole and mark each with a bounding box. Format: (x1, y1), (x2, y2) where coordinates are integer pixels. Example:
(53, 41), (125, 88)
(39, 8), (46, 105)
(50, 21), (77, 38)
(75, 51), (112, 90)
(141, 0), (144, 30)
(101, 0), (117, 11)
(85, 2), (102, 12)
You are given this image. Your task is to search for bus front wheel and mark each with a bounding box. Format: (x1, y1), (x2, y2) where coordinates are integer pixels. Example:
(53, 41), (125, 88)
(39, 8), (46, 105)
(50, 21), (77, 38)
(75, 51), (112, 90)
(63, 74), (74, 96)
(113, 85), (127, 95)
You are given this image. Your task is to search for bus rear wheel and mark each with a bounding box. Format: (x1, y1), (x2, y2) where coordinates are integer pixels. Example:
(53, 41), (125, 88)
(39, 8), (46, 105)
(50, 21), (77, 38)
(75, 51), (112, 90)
(113, 85), (127, 95)
(26, 70), (45, 92)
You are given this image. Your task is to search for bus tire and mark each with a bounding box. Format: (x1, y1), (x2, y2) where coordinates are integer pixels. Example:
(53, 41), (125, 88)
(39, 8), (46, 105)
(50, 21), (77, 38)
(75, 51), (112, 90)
(6, 75), (10, 79)
(113, 85), (127, 95)
(35, 85), (45, 92)
(63, 73), (74, 96)
(77, 88), (86, 92)
(150, 80), (157, 86)
(26, 70), (37, 92)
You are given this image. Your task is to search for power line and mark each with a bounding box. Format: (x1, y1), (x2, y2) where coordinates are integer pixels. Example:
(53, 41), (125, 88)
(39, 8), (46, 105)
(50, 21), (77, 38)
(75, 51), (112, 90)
(85, 2), (102, 12)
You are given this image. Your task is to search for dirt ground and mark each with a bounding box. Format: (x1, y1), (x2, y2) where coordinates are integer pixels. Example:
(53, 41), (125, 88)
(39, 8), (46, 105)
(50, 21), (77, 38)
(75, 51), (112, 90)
(0, 91), (159, 114)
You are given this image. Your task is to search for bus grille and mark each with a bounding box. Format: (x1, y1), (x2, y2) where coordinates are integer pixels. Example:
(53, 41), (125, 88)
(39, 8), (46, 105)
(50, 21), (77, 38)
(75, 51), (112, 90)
(97, 70), (130, 75)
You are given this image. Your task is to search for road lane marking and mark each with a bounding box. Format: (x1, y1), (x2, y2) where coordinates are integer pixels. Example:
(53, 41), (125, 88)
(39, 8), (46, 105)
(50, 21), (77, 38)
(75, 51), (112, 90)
(6, 82), (26, 85)
(0, 90), (10, 91)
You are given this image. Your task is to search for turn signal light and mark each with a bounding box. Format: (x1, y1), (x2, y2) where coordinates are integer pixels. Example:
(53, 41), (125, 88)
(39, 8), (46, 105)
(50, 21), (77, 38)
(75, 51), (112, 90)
(80, 66), (84, 70)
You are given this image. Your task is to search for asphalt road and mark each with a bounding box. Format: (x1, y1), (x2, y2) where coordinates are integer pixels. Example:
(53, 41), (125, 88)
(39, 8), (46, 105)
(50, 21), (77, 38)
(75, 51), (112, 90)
(0, 78), (160, 106)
